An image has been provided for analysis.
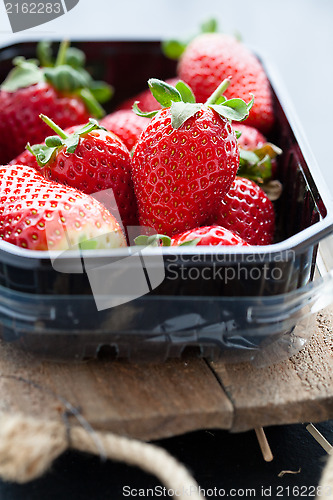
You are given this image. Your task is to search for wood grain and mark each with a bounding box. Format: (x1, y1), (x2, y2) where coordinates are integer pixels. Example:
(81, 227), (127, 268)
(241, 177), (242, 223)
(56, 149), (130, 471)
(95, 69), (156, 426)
(0, 343), (233, 440)
(211, 307), (333, 432)
(0, 308), (332, 440)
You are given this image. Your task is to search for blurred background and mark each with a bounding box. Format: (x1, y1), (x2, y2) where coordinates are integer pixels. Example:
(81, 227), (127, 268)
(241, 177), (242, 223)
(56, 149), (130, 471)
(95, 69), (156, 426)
(1, 0), (332, 194)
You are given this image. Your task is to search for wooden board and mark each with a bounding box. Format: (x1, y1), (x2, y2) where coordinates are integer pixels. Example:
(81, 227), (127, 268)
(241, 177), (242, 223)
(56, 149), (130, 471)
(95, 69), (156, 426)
(0, 307), (332, 440)
(212, 309), (333, 432)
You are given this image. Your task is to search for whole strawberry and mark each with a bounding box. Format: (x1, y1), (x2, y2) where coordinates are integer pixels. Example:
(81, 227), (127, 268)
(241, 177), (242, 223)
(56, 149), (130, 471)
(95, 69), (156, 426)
(208, 176), (275, 245)
(171, 225), (249, 246)
(0, 41), (112, 164)
(0, 164), (126, 251)
(28, 116), (138, 228)
(173, 28), (274, 133)
(100, 110), (150, 152)
(132, 78), (253, 236)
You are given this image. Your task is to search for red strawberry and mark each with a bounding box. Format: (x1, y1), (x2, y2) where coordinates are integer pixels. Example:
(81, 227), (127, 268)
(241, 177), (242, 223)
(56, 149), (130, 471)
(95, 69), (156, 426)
(171, 225), (249, 246)
(177, 33), (274, 133)
(0, 164), (126, 251)
(208, 176), (275, 245)
(131, 78), (252, 236)
(28, 117), (138, 228)
(100, 110), (150, 152)
(0, 41), (112, 164)
(117, 78), (179, 112)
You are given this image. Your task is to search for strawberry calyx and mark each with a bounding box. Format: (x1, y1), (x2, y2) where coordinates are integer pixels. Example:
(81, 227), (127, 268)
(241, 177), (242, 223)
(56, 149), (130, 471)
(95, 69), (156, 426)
(26, 115), (107, 167)
(237, 142), (282, 183)
(133, 78), (254, 129)
(0, 41), (112, 119)
(0, 57), (44, 91)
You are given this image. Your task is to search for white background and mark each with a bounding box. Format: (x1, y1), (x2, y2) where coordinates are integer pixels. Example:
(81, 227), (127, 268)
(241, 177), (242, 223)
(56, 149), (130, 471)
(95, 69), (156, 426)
(0, 0), (332, 195)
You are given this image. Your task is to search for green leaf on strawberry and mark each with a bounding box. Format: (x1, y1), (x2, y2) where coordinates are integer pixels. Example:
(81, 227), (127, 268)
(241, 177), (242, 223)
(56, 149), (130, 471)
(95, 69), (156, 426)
(238, 141), (282, 184)
(37, 41), (54, 67)
(161, 40), (188, 60)
(132, 101), (159, 119)
(214, 95), (227, 105)
(170, 102), (202, 129)
(210, 97), (253, 121)
(239, 148), (260, 165)
(1, 41), (113, 119)
(134, 233), (201, 247)
(0, 57), (44, 92)
(78, 88), (106, 119)
(148, 78), (182, 107)
(162, 18), (219, 60)
(64, 134), (81, 154)
(201, 18), (218, 33)
(178, 238), (201, 247)
(64, 47), (86, 69)
(133, 77), (254, 129)
(27, 115), (107, 167)
(44, 65), (90, 92)
(134, 234), (172, 247)
(45, 136), (63, 147)
(89, 81), (113, 104)
(175, 81), (196, 103)
(28, 143), (55, 165)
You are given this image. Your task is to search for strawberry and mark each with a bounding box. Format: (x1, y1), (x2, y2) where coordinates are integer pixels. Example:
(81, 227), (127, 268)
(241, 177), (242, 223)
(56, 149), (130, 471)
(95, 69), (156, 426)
(171, 27), (274, 133)
(208, 176), (275, 245)
(170, 225), (249, 246)
(131, 78), (253, 236)
(27, 117), (138, 228)
(117, 77), (179, 113)
(0, 164), (126, 251)
(0, 41), (112, 164)
(100, 110), (150, 152)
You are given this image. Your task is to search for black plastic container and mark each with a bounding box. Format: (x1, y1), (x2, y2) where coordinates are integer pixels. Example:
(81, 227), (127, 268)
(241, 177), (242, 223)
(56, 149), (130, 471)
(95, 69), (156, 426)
(0, 40), (332, 362)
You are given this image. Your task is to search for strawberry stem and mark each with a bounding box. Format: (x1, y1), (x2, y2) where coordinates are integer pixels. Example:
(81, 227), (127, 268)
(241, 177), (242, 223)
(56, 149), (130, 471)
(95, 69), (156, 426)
(39, 114), (68, 139)
(55, 40), (70, 67)
(205, 78), (231, 105)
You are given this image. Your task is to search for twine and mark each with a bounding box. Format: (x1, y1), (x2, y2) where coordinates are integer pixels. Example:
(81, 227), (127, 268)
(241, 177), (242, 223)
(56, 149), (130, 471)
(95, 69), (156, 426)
(317, 452), (333, 500)
(0, 413), (205, 500)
